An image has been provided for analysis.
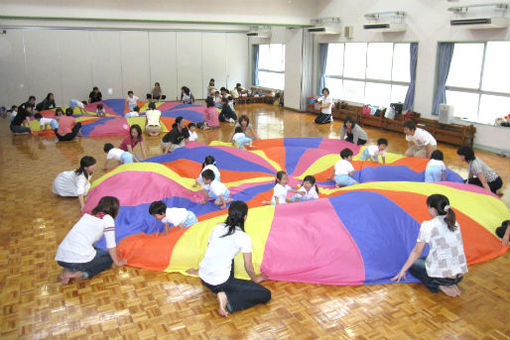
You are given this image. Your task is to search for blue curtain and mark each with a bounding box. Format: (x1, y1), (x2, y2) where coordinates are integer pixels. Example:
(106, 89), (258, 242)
(403, 43), (418, 111)
(252, 44), (259, 86)
(432, 43), (455, 115)
(318, 43), (328, 93)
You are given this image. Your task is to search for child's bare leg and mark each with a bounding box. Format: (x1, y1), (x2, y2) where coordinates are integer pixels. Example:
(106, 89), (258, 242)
(217, 292), (229, 317)
(439, 285), (458, 297)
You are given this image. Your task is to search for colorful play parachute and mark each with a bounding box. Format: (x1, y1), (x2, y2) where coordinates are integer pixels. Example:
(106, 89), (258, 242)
(32, 99), (208, 137)
(84, 138), (510, 285)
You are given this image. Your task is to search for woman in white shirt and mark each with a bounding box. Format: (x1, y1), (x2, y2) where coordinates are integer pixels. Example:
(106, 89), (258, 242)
(55, 196), (126, 284)
(53, 156), (97, 211)
(315, 88), (334, 124)
(392, 194), (468, 297)
(190, 201), (271, 316)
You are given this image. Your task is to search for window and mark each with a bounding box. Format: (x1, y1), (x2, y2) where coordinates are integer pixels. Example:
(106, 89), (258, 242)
(323, 42), (413, 107)
(255, 44), (285, 90)
(445, 41), (510, 124)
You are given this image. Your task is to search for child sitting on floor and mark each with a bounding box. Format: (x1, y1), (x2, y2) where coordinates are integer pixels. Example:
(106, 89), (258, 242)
(103, 143), (133, 170)
(34, 113), (59, 131)
(291, 175), (319, 202)
(188, 123), (198, 142)
(327, 148), (358, 187)
(127, 91), (139, 111)
(263, 171), (291, 205)
(232, 126), (253, 149)
(200, 169), (232, 209)
(149, 200), (198, 234)
(360, 138), (388, 164)
(194, 155), (220, 187)
(96, 103), (105, 117)
(125, 106), (140, 118)
(9, 105), (18, 122)
(425, 150), (447, 182)
(69, 99), (87, 114)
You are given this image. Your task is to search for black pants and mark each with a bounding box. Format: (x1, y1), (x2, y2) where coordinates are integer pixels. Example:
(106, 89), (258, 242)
(345, 134), (367, 145)
(201, 262), (271, 313)
(467, 176), (503, 194)
(56, 122), (82, 141)
(57, 248), (113, 279)
(219, 108), (237, 122)
(409, 258), (464, 293)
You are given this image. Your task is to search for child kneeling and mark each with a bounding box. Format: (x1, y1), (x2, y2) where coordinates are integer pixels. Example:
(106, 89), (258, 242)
(149, 201), (197, 234)
(201, 169), (232, 209)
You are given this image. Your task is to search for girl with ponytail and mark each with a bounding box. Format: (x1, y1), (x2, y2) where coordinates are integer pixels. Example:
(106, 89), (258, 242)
(190, 201), (271, 317)
(391, 194), (468, 297)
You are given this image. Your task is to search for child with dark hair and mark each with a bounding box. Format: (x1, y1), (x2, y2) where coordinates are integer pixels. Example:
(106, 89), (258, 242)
(202, 97), (220, 129)
(201, 169), (232, 209)
(327, 148), (357, 187)
(96, 103), (105, 117)
(125, 106), (140, 118)
(8, 105), (18, 122)
(425, 150), (446, 182)
(194, 155), (220, 187)
(188, 200), (271, 317)
(127, 91), (139, 110)
(292, 175), (319, 202)
(188, 123), (198, 141)
(55, 196), (126, 284)
(149, 201), (198, 234)
(53, 156), (97, 211)
(360, 138), (388, 164)
(457, 146), (503, 194)
(103, 143), (133, 170)
(34, 113), (59, 131)
(262, 171), (291, 205)
(219, 97), (237, 123)
(392, 194), (468, 297)
(69, 99), (87, 114)
(496, 220), (510, 246)
(232, 126), (253, 149)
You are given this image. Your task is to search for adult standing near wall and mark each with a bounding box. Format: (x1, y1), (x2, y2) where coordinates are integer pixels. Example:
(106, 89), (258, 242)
(340, 116), (368, 145)
(457, 146), (503, 194)
(89, 87), (102, 103)
(403, 120), (437, 158)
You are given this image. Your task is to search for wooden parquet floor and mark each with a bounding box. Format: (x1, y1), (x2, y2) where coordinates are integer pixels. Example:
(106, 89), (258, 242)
(0, 104), (509, 340)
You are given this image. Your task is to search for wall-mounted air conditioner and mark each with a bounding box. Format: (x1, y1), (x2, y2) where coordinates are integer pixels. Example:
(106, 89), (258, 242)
(438, 104), (454, 124)
(450, 17), (508, 29)
(246, 30), (271, 38)
(307, 25), (341, 35)
(363, 23), (407, 32)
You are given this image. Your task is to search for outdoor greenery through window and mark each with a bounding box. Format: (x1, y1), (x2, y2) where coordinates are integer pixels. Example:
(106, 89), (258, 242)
(324, 42), (411, 106)
(257, 44), (285, 90)
(446, 41), (510, 125)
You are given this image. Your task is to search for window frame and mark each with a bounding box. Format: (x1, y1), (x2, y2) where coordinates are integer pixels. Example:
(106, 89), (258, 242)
(445, 41), (510, 124)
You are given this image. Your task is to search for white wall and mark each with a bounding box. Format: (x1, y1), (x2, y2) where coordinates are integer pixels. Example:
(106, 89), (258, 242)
(316, 0), (510, 152)
(284, 29), (304, 111)
(0, 29), (249, 107)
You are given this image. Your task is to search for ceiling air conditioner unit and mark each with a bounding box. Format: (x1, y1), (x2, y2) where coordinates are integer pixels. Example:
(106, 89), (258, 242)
(450, 17), (508, 29)
(363, 22), (407, 32)
(246, 30), (271, 38)
(307, 25), (341, 35)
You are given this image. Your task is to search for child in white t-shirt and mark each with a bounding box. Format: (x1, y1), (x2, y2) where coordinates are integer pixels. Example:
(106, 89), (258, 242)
(149, 200), (198, 234)
(188, 123), (198, 142)
(263, 171), (291, 205)
(291, 175), (319, 202)
(194, 155), (220, 187)
(69, 99), (86, 114)
(34, 113), (59, 130)
(201, 169), (232, 209)
(124, 106), (140, 118)
(96, 103), (106, 117)
(327, 148), (358, 187)
(103, 143), (134, 170)
(9, 105), (18, 122)
(360, 138), (388, 164)
(127, 91), (139, 111)
(232, 126), (253, 149)
(425, 150), (447, 182)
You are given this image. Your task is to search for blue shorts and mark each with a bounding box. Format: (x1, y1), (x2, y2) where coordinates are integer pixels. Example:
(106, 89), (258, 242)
(183, 211), (198, 227)
(50, 119), (59, 130)
(360, 147), (379, 162)
(208, 188), (230, 201)
(425, 165), (443, 182)
(334, 174), (357, 187)
(290, 193), (316, 202)
(128, 103), (138, 110)
(120, 152), (134, 164)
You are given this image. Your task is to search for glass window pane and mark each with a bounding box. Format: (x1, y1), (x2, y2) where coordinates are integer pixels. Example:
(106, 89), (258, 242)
(344, 43), (367, 79)
(342, 79), (365, 103)
(325, 43), (344, 76)
(479, 94), (510, 125)
(258, 44), (285, 72)
(325, 77), (343, 99)
(392, 43), (411, 82)
(366, 43), (393, 81)
(391, 84), (408, 104)
(482, 41), (510, 93)
(446, 43), (484, 89)
(364, 82), (391, 106)
(446, 90), (479, 121)
(258, 71), (285, 90)
(258, 44), (271, 70)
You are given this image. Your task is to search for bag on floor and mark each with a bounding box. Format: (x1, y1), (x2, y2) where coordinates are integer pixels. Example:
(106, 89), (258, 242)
(315, 113), (331, 124)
